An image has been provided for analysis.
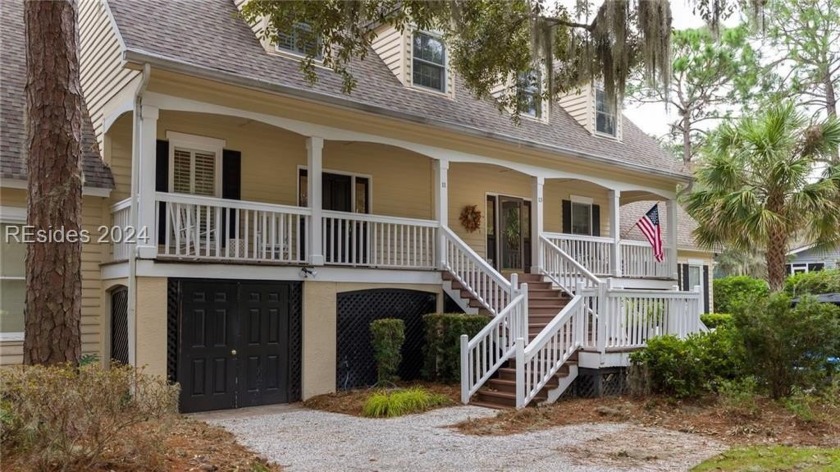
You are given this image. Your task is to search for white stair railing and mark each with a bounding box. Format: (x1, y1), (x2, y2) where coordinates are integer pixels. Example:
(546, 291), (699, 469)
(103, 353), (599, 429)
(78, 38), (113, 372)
(460, 287), (528, 404)
(516, 289), (585, 408)
(539, 235), (601, 295)
(442, 226), (512, 315)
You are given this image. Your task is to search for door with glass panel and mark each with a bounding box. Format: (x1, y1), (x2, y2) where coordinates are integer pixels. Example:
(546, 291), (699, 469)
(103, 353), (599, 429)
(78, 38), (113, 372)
(499, 196), (525, 272)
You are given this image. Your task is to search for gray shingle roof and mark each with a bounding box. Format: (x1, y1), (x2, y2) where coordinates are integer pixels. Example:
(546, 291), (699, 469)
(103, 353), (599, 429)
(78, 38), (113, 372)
(620, 201), (711, 253)
(0, 1), (114, 190)
(106, 0), (687, 180)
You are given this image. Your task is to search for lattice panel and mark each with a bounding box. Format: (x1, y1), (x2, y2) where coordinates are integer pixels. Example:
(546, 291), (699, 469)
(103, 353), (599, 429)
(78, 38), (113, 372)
(167, 279), (178, 384)
(110, 287), (129, 365)
(565, 367), (628, 398)
(288, 283), (303, 402)
(336, 289), (437, 390)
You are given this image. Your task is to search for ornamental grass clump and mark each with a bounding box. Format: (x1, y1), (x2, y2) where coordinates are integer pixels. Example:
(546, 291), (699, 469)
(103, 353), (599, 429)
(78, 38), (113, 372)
(362, 387), (450, 418)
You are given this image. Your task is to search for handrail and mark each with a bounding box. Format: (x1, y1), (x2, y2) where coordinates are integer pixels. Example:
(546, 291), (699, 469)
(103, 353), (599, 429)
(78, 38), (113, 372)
(110, 197), (132, 212)
(517, 294), (584, 407)
(460, 291), (528, 404)
(156, 192), (312, 216)
(539, 235), (600, 294)
(543, 231), (614, 244)
(442, 226), (512, 315)
(322, 209), (438, 227)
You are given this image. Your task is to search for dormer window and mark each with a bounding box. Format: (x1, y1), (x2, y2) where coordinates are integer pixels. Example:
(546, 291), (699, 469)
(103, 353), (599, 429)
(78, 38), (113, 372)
(412, 32), (446, 92)
(276, 23), (321, 58)
(595, 89), (616, 136)
(518, 69), (542, 118)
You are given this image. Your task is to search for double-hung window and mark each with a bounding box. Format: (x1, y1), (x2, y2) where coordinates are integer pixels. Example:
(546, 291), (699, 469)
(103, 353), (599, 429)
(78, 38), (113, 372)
(1, 211), (26, 340)
(595, 89), (617, 136)
(570, 201), (593, 236)
(412, 32), (446, 92)
(276, 23), (321, 58)
(172, 148), (217, 196)
(518, 69), (542, 118)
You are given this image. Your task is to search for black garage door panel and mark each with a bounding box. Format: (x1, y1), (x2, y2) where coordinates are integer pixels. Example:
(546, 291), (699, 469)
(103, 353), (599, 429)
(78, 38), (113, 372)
(176, 280), (300, 413)
(336, 289), (436, 390)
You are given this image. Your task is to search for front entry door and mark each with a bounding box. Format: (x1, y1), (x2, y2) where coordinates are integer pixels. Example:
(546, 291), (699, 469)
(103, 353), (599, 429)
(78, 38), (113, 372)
(323, 173), (352, 263)
(499, 196), (524, 271)
(178, 280), (296, 412)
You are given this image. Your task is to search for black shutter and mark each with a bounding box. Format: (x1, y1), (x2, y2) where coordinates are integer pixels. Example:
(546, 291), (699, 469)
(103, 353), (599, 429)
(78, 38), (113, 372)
(562, 200), (571, 233)
(222, 150), (242, 240)
(592, 204), (601, 237)
(156, 140), (169, 245)
(677, 263), (688, 290)
(702, 265), (710, 313)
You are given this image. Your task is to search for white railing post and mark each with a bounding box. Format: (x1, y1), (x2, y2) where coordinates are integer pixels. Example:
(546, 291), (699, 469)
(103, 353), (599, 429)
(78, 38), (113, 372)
(307, 137), (324, 265)
(520, 282), (529, 337)
(609, 190), (621, 277)
(597, 279), (609, 355)
(136, 105), (158, 258)
(575, 281), (585, 345)
(694, 285), (703, 331)
(666, 199), (679, 280)
(531, 176), (544, 274)
(434, 160), (449, 270)
(515, 337), (525, 409)
(460, 334), (469, 404)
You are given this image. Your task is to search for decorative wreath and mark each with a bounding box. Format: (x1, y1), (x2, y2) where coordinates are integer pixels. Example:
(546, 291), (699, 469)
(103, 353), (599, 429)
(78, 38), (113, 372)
(459, 205), (482, 233)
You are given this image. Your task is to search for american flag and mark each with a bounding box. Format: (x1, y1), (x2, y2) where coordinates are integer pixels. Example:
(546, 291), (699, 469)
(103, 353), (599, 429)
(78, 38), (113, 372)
(636, 204), (664, 262)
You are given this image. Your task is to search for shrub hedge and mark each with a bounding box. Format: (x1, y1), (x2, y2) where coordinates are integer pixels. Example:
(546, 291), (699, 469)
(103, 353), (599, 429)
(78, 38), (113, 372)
(370, 318), (406, 383)
(784, 269), (840, 296)
(713, 276), (769, 314)
(422, 313), (488, 383)
(700, 313), (734, 330)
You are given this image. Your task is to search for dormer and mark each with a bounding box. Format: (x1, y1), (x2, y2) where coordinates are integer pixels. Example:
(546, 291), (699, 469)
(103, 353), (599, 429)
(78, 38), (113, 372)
(371, 25), (455, 99)
(557, 83), (623, 140)
(489, 68), (550, 123)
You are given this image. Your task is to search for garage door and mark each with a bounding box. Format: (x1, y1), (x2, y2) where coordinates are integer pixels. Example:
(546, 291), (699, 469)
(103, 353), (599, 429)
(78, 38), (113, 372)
(175, 279), (301, 413)
(336, 289), (436, 390)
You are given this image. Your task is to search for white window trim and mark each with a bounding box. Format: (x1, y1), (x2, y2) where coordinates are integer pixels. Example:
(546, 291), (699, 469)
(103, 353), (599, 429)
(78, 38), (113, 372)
(410, 31), (448, 95)
(569, 195), (594, 236)
(1, 209), (28, 339)
(272, 23), (325, 62)
(166, 131), (224, 198)
(594, 88), (618, 138)
(297, 165), (373, 214)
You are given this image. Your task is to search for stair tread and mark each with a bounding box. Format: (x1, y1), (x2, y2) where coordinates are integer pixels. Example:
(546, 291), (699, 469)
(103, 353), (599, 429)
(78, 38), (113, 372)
(468, 400), (510, 410)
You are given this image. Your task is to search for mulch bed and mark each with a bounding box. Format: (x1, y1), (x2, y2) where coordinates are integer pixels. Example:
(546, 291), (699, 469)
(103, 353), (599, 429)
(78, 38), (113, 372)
(453, 395), (840, 447)
(303, 381), (461, 417)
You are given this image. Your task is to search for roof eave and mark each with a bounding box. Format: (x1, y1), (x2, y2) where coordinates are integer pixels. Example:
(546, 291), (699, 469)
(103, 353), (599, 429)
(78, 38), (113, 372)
(123, 49), (693, 184)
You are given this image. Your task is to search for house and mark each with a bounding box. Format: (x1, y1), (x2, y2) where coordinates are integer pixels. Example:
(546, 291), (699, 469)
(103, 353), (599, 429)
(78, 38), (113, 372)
(0, 0), (705, 411)
(787, 244), (840, 274)
(620, 201), (714, 313)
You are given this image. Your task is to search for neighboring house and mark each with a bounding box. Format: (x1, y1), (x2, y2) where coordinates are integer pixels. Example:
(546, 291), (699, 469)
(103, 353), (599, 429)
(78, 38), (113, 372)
(620, 201), (714, 313)
(0, 0), (706, 411)
(787, 244), (840, 274)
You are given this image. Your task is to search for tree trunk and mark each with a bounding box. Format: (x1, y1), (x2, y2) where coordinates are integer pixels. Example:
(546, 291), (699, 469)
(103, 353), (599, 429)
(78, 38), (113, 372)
(682, 108), (692, 164)
(23, 0), (83, 365)
(765, 227), (788, 292)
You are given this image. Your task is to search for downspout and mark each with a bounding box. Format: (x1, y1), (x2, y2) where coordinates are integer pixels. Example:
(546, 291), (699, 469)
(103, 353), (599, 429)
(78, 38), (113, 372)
(127, 64), (151, 369)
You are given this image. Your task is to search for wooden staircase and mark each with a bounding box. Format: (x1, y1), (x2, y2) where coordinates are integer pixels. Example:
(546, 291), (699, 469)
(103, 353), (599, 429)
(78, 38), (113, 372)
(455, 272), (579, 409)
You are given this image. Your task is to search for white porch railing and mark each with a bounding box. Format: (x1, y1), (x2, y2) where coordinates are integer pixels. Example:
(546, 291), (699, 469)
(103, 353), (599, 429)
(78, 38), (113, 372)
(543, 232), (613, 276)
(460, 287), (528, 404)
(156, 192), (310, 263)
(110, 198), (132, 261)
(620, 240), (673, 278)
(517, 293), (585, 407)
(539, 235), (601, 294)
(322, 211), (437, 269)
(599, 283), (703, 351)
(442, 226), (512, 315)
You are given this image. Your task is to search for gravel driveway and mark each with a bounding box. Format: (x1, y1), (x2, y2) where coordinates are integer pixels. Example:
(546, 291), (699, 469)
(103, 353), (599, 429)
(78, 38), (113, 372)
(204, 405), (725, 472)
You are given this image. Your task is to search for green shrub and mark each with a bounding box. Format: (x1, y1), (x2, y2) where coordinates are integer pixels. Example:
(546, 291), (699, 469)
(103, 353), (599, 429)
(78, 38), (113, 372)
(784, 268), (840, 296)
(718, 376), (760, 417)
(629, 327), (744, 398)
(0, 363), (178, 471)
(422, 313), (488, 383)
(362, 387), (450, 418)
(700, 313), (734, 330)
(370, 318), (405, 384)
(784, 388), (818, 422)
(733, 293), (840, 399)
(713, 276), (769, 314)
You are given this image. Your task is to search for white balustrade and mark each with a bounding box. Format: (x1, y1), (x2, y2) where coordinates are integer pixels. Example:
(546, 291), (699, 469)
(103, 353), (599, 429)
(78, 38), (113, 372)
(322, 211), (437, 269)
(442, 226), (512, 315)
(620, 240), (673, 278)
(157, 192), (310, 263)
(539, 235), (601, 294)
(543, 232), (613, 276)
(110, 198), (132, 261)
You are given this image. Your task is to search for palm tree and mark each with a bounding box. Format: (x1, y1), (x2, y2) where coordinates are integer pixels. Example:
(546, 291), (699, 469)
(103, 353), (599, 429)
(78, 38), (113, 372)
(686, 102), (840, 291)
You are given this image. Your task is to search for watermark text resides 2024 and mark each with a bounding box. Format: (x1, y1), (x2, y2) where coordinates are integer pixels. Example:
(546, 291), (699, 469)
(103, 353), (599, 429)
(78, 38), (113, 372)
(4, 225), (150, 244)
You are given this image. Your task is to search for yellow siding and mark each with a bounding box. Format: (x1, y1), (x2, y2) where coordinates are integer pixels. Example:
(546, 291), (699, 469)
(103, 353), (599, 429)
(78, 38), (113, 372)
(79, 0), (140, 145)
(0, 188), (106, 365)
(105, 114), (133, 202)
(372, 25), (406, 85)
(557, 84), (593, 131)
(544, 180), (611, 236)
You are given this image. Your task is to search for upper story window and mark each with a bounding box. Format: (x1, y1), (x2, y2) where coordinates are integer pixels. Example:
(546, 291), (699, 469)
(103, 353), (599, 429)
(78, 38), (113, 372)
(412, 32), (446, 92)
(276, 23), (321, 58)
(1, 218), (26, 339)
(595, 89), (616, 136)
(518, 69), (542, 118)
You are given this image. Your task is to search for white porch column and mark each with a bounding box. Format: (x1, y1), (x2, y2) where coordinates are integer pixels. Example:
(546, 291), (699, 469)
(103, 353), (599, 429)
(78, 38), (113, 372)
(136, 105), (158, 259)
(666, 199), (679, 280)
(434, 159), (449, 269)
(531, 176), (544, 274)
(307, 137), (325, 266)
(609, 189), (622, 277)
